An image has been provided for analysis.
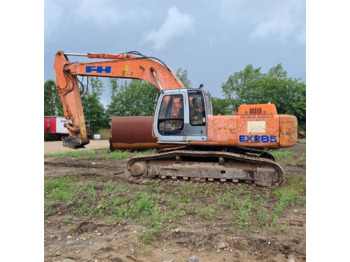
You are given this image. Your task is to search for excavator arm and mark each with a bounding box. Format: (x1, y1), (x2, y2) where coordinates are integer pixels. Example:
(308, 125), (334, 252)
(54, 51), (185, 149)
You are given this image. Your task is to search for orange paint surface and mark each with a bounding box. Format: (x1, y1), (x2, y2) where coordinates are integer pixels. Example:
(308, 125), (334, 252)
(207, 115), (238, 142)
(279, 115), (298, 147)
(198, 114), (281, 148)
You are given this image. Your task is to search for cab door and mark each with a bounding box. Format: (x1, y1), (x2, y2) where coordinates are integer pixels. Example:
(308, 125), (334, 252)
(155, 91), (187, 143)
(185, 90), (207, 142)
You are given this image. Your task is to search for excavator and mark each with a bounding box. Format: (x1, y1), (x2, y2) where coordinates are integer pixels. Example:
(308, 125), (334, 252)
(54, 51), (297, 187)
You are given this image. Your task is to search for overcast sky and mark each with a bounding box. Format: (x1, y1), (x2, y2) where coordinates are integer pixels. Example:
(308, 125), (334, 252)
(44, 0), (305, 104)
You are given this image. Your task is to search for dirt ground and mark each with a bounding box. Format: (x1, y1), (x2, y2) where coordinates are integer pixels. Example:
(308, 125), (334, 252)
(44, 140), (306, 262)
(45, 140), (110, 154)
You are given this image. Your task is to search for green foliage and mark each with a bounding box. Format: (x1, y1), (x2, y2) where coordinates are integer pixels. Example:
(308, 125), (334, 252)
(136, 149), (157, 156)
(86, 77), (104, 96)
(222, 64), (306, 129)
(81, 77), (109, 133)
(44, 177), (78, 203)
(45, 148), (155, 159)
(200, 204), (218, 220)
(44, 79), (63, 116)
(222, 64), (262, 108)
(44, 202), (55, 217)
(44, 77), (108, 134)
(235, 195), (253, 230)
(107, 79), (159, 116)
(274, 179), (306, 208)
(106, 68), (191, 117)
(211, 97), (234, 115)
(128, 192), (154, 218)
(45, 149), (98, 158)
(99, 150), (130, 159)
(68, 225), (77, 233)
(176, 68), (192, 88)
(270, 150), (296, 163)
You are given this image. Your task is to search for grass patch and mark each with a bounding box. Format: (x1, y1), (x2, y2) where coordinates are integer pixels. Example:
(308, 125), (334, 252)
(136, 149), (157, 156)
(266, 174), (306, 231)
(296, 154), (306, 164)
(45, 149), (97, 158)
(45, 178), (165, 244)
(270, 150), (296, 163)
(100, 150), (130, 159)
(44, 177), (79, 203)
(274, 185), (306, 214)
(68, 225), (77, 233)
(234, 195), (253, 230)
(44, 202), (55, 218)
(45, 171), (306, 242)
(45, 148), (156, 160)
(200, 204), (218, 220)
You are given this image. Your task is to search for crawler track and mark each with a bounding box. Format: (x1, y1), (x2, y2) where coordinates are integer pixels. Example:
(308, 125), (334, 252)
(127, 149), (284, 188)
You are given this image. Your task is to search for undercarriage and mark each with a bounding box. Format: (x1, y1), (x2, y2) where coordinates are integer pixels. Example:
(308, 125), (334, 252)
(127, 147), (284, 188)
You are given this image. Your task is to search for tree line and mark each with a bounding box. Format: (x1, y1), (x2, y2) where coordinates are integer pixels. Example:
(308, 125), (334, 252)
(44, 65), (306, 133)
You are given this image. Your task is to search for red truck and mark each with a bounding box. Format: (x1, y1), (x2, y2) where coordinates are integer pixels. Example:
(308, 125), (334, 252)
(44, 116), (91, 139)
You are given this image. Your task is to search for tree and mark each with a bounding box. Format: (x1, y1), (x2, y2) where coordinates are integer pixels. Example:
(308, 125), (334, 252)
(222, 64), (306, 129)
(106, 68), (192, 117)
(81, 77), (108, 133)
(106, 79), (159, 116)
(176, 68), (192, 88)
(222, 65), (262, 109)
(211, 97), (234, 115)
(44, 79), (63, 116)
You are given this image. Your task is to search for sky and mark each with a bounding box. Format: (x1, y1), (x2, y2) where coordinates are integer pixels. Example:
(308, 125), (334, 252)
(44, 0), (305, 105)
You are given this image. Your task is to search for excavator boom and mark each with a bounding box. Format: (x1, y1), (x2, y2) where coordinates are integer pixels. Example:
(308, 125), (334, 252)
(54, 51), (185, 148)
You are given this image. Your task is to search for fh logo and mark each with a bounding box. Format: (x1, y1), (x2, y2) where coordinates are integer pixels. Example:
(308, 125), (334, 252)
(86, 66), (111, 73)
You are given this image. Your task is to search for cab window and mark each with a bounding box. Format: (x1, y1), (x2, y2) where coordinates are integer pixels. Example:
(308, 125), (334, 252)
(188, 92), (205, 126)
(158, 94), (184, 135)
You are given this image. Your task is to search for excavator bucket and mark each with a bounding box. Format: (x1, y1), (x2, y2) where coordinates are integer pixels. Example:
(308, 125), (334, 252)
(62, 136), (88, 149)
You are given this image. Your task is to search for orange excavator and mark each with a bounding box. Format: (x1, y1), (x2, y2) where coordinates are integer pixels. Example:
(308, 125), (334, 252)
(54, 51), (297, 187)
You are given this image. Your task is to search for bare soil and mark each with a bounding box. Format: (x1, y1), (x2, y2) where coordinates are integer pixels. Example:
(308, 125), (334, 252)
(44, 140), (110, 154)
(44, 140), (306, 262)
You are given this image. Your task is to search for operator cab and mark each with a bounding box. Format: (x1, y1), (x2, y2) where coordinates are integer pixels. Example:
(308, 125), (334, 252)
(153, 89), (213, 143)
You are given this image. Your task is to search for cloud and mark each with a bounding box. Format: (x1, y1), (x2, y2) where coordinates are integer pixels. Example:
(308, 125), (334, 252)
(143, 6), (194, 50)
(76, 0), (123, 26)
(249, 0), (305, 44)
(249, 13), (295, 42)
(218, 0), (305, 44)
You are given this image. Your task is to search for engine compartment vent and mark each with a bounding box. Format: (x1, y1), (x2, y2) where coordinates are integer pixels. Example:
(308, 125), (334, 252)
(237, 104), (278, 115)
(249, 108), (262, 115)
